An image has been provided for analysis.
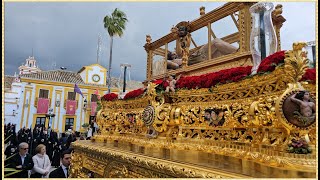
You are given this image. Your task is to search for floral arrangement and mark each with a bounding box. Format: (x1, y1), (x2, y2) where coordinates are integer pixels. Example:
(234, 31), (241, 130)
(152, 79), (169, 93)
(82, 123), (90, 128)
(101, 93), (118, 101)
(287, 138), (312, 154)
(110, 50), (315, 100)
(176, 66), (252, 89)
(257, 50), (285, 73)
(300, 68), (316, 84)
(123, 88), (145, 100)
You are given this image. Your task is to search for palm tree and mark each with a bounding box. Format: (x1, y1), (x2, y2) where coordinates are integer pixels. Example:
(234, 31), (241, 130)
(103, 8), (128, 93)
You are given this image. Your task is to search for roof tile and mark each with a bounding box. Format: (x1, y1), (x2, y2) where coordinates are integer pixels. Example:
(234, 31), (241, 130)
(19, 70), (143, 89)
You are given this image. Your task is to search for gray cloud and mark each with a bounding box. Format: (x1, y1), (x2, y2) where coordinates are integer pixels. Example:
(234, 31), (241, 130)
(4, 2), (316, 81)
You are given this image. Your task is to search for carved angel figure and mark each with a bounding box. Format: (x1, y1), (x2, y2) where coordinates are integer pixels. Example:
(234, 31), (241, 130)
(272, 4), (283, 18)
(146, 35), (152, 44)
(165, 74), (181, 93)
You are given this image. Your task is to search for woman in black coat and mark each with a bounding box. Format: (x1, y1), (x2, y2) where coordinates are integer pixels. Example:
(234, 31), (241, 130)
(51, 142), (62, 167)
(32, 127), (41, 155)
(46, 130), (57, 161)
(18, 128), (28, 143)
(5, 141), (17, 158)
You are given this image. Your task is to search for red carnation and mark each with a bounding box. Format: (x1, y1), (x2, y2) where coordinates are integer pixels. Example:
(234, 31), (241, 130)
(101, 93), (118, 101)
(257, 51), (285, 73)
(123, 88), (145, 100)
(300, 68), (316, 84)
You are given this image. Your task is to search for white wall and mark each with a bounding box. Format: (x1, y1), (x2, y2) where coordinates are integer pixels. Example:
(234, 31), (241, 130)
(4, 82), (22, 128)
(9, 73), (105, 132)
(80, 70), (86, 83)
(87, 65), (106, 85)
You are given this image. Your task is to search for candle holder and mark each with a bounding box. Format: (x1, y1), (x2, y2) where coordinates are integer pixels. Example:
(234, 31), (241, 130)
(249, 2), (277, 75)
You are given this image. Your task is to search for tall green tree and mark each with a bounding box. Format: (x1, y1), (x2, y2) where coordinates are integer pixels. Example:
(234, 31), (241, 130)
(103, 8), (128, 93)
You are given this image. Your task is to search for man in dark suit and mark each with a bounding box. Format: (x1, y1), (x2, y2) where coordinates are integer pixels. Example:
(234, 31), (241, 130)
(49, 148), (72, 178)
(7, 142), (34, 178)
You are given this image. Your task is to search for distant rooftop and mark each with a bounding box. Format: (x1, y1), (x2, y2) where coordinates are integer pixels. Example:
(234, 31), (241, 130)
(19, 69), (143, 90)
(4, 76), (15, 89)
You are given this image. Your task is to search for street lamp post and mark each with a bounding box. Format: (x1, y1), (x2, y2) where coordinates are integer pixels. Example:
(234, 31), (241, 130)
(46, 108), (55, 128)
(83, 99), (88, 110)
(307, 41), (316, 68)
(120, 63), (131, 93)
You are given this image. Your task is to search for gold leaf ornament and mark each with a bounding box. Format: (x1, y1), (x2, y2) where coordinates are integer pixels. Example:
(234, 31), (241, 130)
(284, 42), (309, 83)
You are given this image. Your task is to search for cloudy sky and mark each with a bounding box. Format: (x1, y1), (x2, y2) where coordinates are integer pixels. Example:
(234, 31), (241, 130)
(4, 2), (316, 81)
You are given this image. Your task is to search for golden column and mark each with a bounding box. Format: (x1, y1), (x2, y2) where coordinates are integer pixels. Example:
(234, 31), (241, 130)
(145, 35), (153, 80)
(272, 4), (286, 52)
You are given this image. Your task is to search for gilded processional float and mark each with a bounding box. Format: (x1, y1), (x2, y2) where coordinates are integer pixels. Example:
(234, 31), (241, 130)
(70, 2), (316, 178)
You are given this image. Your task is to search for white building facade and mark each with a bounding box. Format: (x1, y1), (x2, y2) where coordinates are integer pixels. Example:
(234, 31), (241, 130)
(5, 61), (143, 132)
(18, 64), (109, 133)
(4, 75), (22, 125)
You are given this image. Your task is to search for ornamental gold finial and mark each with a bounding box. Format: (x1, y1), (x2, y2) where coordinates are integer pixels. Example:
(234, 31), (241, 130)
(146, 35), (152, 44)
(284, 42), (309, 84)
(272, 4), (283, 18)
(292, 42), (307, 51)
(200, 6), (205, 16)
(171, 26), (178, 33)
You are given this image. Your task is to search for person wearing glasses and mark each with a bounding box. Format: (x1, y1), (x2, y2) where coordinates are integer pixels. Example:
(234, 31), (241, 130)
(7, 142), (34, 178)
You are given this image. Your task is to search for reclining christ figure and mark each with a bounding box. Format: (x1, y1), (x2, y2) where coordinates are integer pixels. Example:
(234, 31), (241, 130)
(166, 38), (238, 69)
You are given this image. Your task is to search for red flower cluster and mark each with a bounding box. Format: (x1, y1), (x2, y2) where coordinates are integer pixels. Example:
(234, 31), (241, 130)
(123, 88), (145, 100)
(101, 93), (118, 101)
(149, 51), (314, 91)
(153, 79), (169, 88)
(300, 68), (316, 84)
(176, 66), (252, 89)
(257, 51), (285, 73)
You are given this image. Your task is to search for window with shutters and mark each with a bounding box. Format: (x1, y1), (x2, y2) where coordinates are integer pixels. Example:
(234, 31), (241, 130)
(68, 92), (76, 100)
(65, 118), (74, 131)
(36, 117), (46, 126)
(39, 89), (49, 98)
(91, 94), (98, 102)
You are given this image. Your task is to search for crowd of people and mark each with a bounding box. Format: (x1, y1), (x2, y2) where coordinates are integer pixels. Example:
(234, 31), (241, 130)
(4, 123), (77, 178)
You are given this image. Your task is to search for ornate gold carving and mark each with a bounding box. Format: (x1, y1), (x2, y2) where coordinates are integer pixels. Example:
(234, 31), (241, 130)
(249, 96), (281, 127)
(146, 34), (152, 44)
(284, 42), (309, 84)
(170, 26), (178, 33)
(70, 141), (252, 178)
(81, 43), (317, 178)
(238, 4), (251, 52)
(200, 6), (205, 16)
(272, 4), (286, 51)
(70, 140), (316, 178)
(275, 42), (314, 133)
(146, 82), (158, 97)
(175, 22), (191, 68)
(104, 161), (128, 178)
